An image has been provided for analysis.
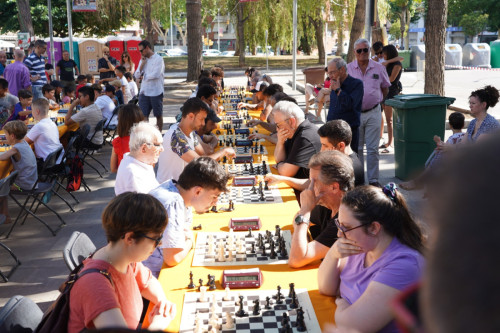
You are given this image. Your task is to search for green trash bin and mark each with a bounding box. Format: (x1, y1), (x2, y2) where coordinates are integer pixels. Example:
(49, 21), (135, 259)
(384, 94), (455, 180)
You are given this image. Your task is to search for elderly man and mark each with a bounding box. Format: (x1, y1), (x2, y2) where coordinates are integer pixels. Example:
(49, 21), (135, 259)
(0, 50), (6, 76)
(288, 150), (354, 268)
(3, 49), (31, 97)
(97, 46), (117, 81)
(326, 58), (364, 153)
(56, 50), (79, 88)
(114, 121), (164, 195)
(143, 157), (230, 274)
(347, 38), (391, 187)
(273, 100), (321, 200)
(134, 40), (165, 130)
(24, 40), (48, 100)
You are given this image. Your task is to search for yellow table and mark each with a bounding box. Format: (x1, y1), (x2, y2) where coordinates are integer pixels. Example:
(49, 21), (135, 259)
(149, 110), (336, 331)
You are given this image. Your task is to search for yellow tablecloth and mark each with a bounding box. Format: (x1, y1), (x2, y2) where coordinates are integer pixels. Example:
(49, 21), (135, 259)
(150, 110), (336, 331)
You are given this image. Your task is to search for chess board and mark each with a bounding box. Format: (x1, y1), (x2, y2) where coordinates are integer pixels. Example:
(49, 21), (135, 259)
(234, 146), (268, 155)
(179, 288), (321, 333)
(192, 230), (291, 266)
(217, 185), (282, 205)
(224, 163), (271, 177)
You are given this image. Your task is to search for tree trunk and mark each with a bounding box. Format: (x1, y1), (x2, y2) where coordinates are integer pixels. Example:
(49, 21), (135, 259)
(16, 0), (34, 36)
(142, 0), (155, 45)
(186, 0), (203, 81)
(404, 7), (410, 50)
(347, 0), (366, 63)
(371, 0), (385, 44)
(311, 16), (325, 64)
(152, 20), (167, 46)
(237, 2), (246, 67)
(424, 0), (447, 95)
(173, 22), (187, 46)
(399, 9), (406, 48)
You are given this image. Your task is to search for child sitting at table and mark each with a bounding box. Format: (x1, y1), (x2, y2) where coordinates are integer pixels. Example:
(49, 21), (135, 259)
(25, 98), (63, 165)
(62, 85), (75, 105)
(0, 121), (38, 224)
(7, 89), (32, 122)
(85, 73), (95, 86)
(41, 84), (60, 111)
(75, 75), (87, 98)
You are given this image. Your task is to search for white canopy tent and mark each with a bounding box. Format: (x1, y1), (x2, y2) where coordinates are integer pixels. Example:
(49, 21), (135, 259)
(0, 40), (15, 49)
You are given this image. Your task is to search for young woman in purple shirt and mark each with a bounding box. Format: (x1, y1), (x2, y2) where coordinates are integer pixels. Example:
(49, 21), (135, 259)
(318, 184), (425, 333)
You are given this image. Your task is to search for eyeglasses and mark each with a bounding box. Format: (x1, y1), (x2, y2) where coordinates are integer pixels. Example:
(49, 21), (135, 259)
(375, 51), (383, 55)
(138, 233), (163, 247)
(334, 218), (371, 238)
(145, 142), (163, 148)
(276, 118), (291, 129)
(355, 48), (369, 54)
(327, 70), (338, 76)
(138, 48), (145, 53)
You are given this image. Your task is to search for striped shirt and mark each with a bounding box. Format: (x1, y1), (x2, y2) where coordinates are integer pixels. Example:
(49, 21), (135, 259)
(24, 52), (47, 87)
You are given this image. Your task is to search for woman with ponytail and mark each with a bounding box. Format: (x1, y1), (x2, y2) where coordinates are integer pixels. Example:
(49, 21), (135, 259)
(465, 85), (499, 142)
(318, 184), (425, 333)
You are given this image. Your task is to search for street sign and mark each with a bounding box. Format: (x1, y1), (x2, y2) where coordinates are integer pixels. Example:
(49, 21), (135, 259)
(17, 32), (30, 49)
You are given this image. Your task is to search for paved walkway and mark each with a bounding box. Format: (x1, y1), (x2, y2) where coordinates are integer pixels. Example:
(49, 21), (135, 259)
(2, 68), (494, 311)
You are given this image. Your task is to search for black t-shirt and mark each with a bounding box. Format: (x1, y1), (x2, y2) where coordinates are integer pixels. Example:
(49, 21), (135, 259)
(349, 152), (365, 186)
(56, 59), (77, 81)
(98, 56), (117, 80)
(309, 205), (338, 247)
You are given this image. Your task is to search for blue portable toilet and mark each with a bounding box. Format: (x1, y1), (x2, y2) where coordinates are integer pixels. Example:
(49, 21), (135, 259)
(62, 37), (80, 71)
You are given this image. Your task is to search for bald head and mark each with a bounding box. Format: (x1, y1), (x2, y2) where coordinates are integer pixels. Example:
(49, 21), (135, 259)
(14, 49), (24, 60)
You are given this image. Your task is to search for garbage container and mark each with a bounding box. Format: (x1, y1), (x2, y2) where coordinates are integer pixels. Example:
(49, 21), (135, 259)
(490, 40), (500, 68)
(302, 67), (326, 88)
(384, 94), (455, 180)
(462, 43), (491, 68)
(410, 45), (425, 71)
(445, 44), (462, 68)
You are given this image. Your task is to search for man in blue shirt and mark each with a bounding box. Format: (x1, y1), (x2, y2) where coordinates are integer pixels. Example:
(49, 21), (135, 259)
(24, 40), (48, 100)
(326, 58), (364, 153)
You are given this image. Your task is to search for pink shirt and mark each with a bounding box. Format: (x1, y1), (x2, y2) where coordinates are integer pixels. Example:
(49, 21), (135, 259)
(347, 59), (391, 111)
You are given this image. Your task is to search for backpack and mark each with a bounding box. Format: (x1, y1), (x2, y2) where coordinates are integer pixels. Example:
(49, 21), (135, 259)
(66, 154), (83, 192)
(35, 261), (112, 333)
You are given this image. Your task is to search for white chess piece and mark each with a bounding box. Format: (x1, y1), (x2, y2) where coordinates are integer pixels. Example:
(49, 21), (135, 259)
(194, 312), (203, 333)
(227, 249), (234, 261)
(237, 238), (246, 254)
(207, 241), (214, 255)
(210, 294), (218, 313)
(222, 312), (235, 329)
(199, 286), (207, 302)
(209, 312), (219, 330)
(217, 246), (225, 262)
(223, 286), (231, 301)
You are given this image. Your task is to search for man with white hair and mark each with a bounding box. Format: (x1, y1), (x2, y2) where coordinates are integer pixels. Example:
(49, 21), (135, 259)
(3, 49), (32, 97)
(273, 100), (321, 200)
(347, 38), (391, 187)
(115, 121), (164, 195)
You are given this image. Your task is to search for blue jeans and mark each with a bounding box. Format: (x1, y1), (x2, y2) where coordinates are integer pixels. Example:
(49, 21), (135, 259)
(32, 85), (43, 100)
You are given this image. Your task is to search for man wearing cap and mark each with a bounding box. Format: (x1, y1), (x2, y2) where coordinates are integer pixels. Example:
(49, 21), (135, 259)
(96, 84), (117, 127)
(156, 97), (235, 183)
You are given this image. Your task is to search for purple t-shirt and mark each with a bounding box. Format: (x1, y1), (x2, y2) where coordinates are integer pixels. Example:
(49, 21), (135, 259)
(339, 238), (424, 333)
(3, 61), (32, 98)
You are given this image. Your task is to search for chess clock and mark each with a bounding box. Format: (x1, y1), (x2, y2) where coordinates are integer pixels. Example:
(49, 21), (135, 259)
(222, 268), (263, 289)
(229, 217), (262, 231)
(234, 155), (253, 164)
(235, 128), (250, 135)
(232, 176), (256, 186)
(235, 139), (253, 146)
(226, 111), (238, 117)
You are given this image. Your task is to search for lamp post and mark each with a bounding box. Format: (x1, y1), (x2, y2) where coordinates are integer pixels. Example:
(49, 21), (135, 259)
(218, 9), (220, 52)
(292, 0), (297, 90)
(48, 0), (55, 65)
(66, 0), (74, 59)
(170, 0), (174, 49)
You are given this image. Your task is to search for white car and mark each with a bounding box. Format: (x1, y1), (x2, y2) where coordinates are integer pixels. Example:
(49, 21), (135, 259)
(203, 49), (221, 57)
(162, 48), (187, 56)
(220, 50), (235, 57)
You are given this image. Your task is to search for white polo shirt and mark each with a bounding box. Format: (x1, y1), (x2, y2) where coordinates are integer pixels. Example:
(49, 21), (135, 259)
(115, 153), (159, 195)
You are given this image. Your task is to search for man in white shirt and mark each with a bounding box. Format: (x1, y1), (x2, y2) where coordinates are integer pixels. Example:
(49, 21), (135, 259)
(125, 72), (138, 99)
(156, 97), (235, 183)
(115, 121), (163, 195)
(95, 84), (117, 127)
(133, 40), (165, 131)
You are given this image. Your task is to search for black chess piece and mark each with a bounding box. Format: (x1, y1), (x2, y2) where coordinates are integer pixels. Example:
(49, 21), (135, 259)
(251, 184), (257, 194)
(228, 200), (234, 211)
(222, 156), (227, 164)
(209, 275), (217, 290)
(296, 307), (306, 332)
(244, 163), (248, 171)
(251, 242), (256, 253)
(280, 321), (293, 333)
(275, 285), (283, 303)
(211, 205), (218, 213)
(207, 274), (211, 286)
(259, 191), (265, 201)
(264, 181), (269, 191)
(252, 298), (261, 315)
(281, 312), (290, 327)
(236, 295), (248, 317)
(261, 243), (266, 256)
(247, 227), (253, 237)
(269, 240), (277, 259)
(198, 279), (203, 291)
(290, 291), (299, 309)
(188, 271), (195, 288)
(275, 225), (281, 237)
(260, 144), (264, 153)
(265, 296), (272, 309)
(288, 283), (295, 298)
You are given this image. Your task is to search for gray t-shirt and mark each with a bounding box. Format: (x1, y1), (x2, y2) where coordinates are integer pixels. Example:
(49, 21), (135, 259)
(71, 103), (104, 145)
(12, 141), (38, 190)
(0, 93), (20, 127)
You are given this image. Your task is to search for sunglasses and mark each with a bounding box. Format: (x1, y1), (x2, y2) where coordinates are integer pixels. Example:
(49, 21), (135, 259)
(356, 48), (369, 54)
(138, 233), (163, 247)
(376, 51), (383, 55)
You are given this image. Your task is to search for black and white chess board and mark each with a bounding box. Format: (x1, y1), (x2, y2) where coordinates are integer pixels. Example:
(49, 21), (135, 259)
(192, 230), (292, 267)
(179, 288), (320, 333)
(217, 186), (282, 205)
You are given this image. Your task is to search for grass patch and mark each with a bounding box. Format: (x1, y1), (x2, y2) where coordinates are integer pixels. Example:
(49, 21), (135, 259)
(164, 55), (340, 72)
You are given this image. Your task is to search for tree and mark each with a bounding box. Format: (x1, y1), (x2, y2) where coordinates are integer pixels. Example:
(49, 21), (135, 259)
(388, 0), (423, 50)
(388, 20), (401, 40)
(186, 0), (203, 81)
(448, 0), (500, 35)
(459, 13), (489, 39)
(16, 0), (34, 35)
(424, 0), (447, 95)
(346, 0), (365, 63)
(235, 1), (249, 66)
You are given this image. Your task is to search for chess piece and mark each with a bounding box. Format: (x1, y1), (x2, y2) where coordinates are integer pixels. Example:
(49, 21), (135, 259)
(264, 181), (269, 191)
(244, 163), (248, 171)
(207, 241), (215, 256)
(188, 271), (195, 289)
(227, 249), (234, 261)
(251, 242), (256, 254)
(199, 286), (208, 302)
(247, 227), (253, 238)
(275, 285), (283, 304)
(210, 294), (218, 312)
(296, 307), (307, 332)
(222, 312), (235, 329)
(217, 246), (226, 262)
(265, 296), (272, 309)
(228, 199), (234, 211)
(198, 279), (203, 291)
(281, 312), (290, 327)
(280, 321), (293, 333)
(290, 291), (299, 309)
(209, 275), (217, 290)
(288, 283), (295, 298)
(235, 295), (248, 317)
(251, 184), (257, 194)
(252, 298), (261, 315)
(275, 225), (281, 237)
(223, 286), (231, 301)
(211, 205), (218, 213)
(269, 240), (277, 259)
(194, 312), (203, 333)
(209, 311), (219, 331)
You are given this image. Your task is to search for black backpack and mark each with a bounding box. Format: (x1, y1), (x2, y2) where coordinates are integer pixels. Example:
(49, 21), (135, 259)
(35, 261), (113, 333)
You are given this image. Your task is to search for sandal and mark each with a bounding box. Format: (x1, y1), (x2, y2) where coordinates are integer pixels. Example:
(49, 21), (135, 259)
(379, 143), (389, 149)
(381, 148), (390, 154)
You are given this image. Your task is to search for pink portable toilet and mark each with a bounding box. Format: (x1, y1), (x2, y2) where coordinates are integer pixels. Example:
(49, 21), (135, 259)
(124, 37), (142, 69)
(108, 37), (125, 64)
(44, 37), (63, 65)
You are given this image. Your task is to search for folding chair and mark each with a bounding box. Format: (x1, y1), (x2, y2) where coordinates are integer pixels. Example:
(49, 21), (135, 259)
(0, 295), (43, 331)
(80, 119), (108, 178)
(7, 148), (66, 238)
(0, 171), (21, 282)
(103, 105), (121, 146)
(63, 231), (96, 271)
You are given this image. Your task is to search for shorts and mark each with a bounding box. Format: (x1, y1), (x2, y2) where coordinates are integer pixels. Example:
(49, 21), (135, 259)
(138, 93), (164, 118)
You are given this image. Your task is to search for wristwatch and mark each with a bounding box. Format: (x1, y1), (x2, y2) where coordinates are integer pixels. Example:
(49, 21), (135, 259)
(294, 214), (310, 226)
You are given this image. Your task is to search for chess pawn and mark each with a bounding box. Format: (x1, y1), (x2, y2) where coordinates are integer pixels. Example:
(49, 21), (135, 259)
(223, 286), (232, 301)
(207, 241), (215, 255)
(199, 286), (208, 302)
(227, 249), (234, 261)
(217, 246), (226, 262)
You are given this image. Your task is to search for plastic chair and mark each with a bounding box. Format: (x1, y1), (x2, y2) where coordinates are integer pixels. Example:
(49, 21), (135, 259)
(63, 231), (96, 271)
(7, 148), (66, 238)
(0, 171), (21, 282)
(80, 119), (108, 178)
(103, 105), (121, 145)
(0, 295), (43, 332)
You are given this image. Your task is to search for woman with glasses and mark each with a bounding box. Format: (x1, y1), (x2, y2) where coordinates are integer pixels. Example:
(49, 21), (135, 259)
(68, 192), (176, 332)
(318, 184), (424, 333)
(121, 51), (135, 75)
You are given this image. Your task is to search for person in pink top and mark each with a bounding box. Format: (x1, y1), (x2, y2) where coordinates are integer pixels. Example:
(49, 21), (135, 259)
(67, 192), (176, 332)
(347, 38), (391, 187)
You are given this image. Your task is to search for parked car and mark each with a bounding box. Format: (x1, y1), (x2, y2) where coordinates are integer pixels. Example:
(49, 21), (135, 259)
(203, 49), (221, 57)
(157, 51), (168, 58)
(256, 46), (274, 56)
(162, 48), (187, 56)
(220, 50), (235, 57)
